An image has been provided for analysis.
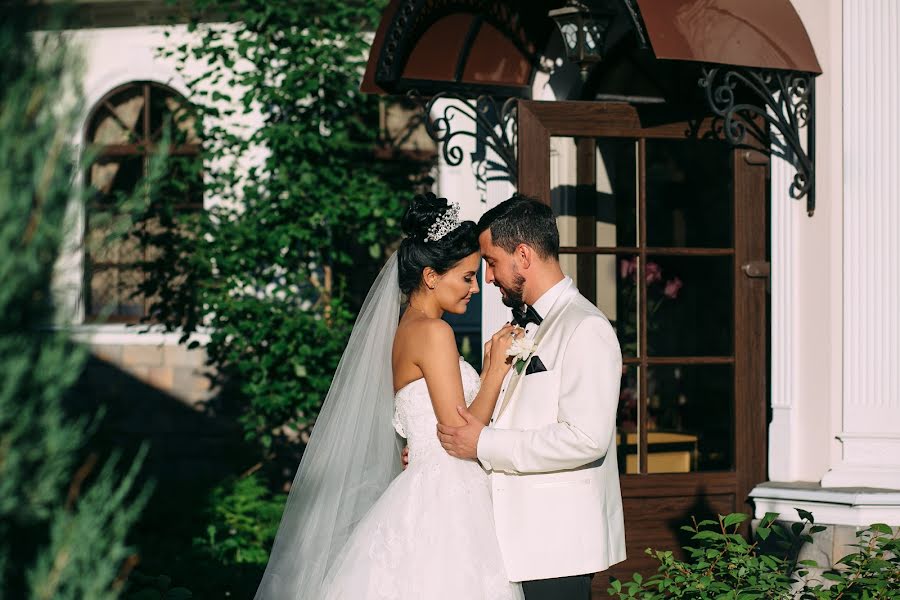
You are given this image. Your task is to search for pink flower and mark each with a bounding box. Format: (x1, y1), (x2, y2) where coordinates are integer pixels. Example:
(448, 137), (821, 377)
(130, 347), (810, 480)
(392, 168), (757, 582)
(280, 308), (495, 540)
(645, 262), (662, 284)
(664, 277), (683, 299)
(619, 257), (637, 280)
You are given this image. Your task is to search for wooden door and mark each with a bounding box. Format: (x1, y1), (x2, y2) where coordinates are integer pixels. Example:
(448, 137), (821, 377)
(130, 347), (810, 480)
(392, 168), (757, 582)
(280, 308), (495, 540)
(517, 101), (768, 597)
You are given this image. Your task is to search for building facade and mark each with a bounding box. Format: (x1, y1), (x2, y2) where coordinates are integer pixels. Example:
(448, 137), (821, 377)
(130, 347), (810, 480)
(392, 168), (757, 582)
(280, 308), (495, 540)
(361, 0), (900, 590)
(50, 0), (899, 595)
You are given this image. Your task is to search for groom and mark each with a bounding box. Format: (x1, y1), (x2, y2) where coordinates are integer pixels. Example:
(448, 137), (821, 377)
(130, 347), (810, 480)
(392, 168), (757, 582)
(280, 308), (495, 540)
(438, 194), (626, 599)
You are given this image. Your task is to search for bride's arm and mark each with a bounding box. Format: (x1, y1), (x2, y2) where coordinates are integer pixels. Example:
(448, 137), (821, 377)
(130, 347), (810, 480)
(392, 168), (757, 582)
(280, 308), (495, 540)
(419, 321), (515, 427)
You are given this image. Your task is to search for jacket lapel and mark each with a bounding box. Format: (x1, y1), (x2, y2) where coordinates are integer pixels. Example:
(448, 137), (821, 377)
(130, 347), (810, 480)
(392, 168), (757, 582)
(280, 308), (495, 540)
(493, 281), (577, 421)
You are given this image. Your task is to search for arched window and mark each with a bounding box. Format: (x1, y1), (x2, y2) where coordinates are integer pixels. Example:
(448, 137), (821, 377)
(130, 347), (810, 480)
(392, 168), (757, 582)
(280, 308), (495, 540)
(83, 81), (201, 322)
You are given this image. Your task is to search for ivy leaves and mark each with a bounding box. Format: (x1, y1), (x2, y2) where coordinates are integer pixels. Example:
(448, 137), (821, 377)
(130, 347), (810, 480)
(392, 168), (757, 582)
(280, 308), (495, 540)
(150, 0), (421, 451)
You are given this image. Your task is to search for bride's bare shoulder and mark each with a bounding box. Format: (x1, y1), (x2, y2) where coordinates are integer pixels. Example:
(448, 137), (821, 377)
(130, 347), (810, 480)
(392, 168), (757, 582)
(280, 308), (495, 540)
(395, 316), (455, 351)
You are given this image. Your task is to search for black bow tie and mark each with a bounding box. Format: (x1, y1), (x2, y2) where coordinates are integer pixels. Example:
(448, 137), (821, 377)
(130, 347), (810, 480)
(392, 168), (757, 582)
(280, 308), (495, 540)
(511, 305), (543, 328)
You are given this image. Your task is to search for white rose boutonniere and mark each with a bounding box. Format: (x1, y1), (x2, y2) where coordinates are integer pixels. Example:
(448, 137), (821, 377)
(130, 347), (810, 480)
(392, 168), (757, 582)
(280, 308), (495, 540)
(506, 337), (537, 375)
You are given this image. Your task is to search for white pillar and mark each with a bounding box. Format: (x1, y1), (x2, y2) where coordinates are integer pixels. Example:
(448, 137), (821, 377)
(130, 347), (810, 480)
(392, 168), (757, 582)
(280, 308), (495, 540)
(768, 147), (804, 481)
(821, 0), (900, 489)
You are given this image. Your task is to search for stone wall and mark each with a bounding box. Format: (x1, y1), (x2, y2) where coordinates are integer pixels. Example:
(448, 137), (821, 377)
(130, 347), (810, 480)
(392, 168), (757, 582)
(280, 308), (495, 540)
(89, 342), (213, 406)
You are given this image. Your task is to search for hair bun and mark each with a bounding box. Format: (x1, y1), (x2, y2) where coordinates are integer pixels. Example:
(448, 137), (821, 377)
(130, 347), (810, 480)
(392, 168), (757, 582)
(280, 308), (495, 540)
(401, 192), (452, 241)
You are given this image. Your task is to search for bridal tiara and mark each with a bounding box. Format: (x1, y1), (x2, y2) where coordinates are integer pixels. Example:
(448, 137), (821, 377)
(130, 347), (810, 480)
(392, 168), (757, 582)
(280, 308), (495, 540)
(424, 202), (461, 242)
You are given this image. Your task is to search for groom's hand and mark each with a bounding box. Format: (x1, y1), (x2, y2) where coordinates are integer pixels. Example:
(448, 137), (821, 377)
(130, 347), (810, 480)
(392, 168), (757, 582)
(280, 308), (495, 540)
(437, 406), (484, 459)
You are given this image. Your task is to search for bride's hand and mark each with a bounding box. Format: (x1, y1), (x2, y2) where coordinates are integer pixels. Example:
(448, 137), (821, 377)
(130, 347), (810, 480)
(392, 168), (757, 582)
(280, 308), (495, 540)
(486, 324), (521, 377)
(481, 339), (493, 377)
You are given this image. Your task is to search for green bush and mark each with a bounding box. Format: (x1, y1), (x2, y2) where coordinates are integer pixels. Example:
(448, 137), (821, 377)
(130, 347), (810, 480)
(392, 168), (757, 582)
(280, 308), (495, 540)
(609, 512), (899, 600)
(192, 473), (285, 566)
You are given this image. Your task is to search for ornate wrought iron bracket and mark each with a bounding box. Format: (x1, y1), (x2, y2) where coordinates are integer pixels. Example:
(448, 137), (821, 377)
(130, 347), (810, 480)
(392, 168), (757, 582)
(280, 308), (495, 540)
(408, 91), (518, 202)
(699, 67), (816, 215)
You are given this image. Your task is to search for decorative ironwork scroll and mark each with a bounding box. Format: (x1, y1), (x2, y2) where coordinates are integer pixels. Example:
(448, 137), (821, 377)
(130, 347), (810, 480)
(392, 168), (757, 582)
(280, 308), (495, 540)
(408, 91), (517, 200)
(700, 67), (816, 215)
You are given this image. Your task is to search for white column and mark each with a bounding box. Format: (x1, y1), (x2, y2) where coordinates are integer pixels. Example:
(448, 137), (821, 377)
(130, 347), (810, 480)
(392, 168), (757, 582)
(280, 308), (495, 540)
(768, 148), (804, 481)
(821, 0), (900, 489)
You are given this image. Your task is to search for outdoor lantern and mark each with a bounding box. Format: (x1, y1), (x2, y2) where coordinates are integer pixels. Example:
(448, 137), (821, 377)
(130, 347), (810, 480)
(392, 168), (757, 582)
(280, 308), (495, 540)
(548, 1), (614, 80)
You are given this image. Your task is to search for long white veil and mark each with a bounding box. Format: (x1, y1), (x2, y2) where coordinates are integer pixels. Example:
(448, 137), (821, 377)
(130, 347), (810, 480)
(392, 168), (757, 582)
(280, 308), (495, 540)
(255, 252), (402, 599)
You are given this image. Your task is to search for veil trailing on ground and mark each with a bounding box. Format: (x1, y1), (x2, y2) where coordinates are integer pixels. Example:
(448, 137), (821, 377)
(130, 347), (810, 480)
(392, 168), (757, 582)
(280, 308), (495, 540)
(255, 252), (402, 599)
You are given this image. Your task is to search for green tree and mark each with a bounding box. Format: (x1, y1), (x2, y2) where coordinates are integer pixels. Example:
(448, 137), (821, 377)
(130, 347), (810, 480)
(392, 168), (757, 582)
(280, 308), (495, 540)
(0, 4), (151, 598)
(151, 0), (426, 454)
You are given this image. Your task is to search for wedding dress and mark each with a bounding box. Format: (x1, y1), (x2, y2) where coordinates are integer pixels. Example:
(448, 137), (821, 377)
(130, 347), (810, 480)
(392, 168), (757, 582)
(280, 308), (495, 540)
(320, 357), (523, 600)
(254, 254), (521, 599)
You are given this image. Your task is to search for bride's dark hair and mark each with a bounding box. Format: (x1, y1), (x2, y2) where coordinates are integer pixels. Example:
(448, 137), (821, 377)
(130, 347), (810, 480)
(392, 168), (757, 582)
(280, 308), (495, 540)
(398, 192), (479, 295)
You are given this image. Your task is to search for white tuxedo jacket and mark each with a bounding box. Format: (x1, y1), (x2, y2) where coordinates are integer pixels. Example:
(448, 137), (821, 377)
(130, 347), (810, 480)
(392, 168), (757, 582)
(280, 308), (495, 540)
(477, 281), (626, 582)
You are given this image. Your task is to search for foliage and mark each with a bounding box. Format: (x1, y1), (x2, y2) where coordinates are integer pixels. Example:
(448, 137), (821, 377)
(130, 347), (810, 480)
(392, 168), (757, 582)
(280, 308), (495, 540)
(149, 0), (425, 451)
(121, 472), (286, 598)
(800, 523), (900, 600)
(192, 473), (285, 566)
(122, 572), (193, 600)
(0, 4), (151, 598)
(609, 512), (900, 600)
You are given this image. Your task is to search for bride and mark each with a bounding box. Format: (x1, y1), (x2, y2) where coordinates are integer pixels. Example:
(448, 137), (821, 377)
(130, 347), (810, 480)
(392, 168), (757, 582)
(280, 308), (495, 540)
(255, 193), (525, 599)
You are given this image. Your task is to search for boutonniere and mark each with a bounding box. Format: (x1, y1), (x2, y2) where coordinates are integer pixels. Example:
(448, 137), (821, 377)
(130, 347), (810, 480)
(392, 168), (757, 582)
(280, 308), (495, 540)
(506, 337), (537, 375)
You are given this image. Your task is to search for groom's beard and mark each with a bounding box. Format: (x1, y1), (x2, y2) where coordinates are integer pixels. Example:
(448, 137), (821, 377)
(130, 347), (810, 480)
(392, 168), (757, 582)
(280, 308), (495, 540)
(498, 272), (526, 311)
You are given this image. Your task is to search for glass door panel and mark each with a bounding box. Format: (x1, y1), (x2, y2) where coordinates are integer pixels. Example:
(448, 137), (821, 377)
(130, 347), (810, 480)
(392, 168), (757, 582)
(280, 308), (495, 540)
(644, 254), (733, 357)
(551, 136), (638, 248)
(645, 139), (734, 248)
(645, 364), (734, 473)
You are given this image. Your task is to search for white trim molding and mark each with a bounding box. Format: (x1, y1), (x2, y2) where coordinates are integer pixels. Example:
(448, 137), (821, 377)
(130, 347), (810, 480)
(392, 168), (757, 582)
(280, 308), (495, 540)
(63, 323), (211, 347)
(751, 481), (900, 527)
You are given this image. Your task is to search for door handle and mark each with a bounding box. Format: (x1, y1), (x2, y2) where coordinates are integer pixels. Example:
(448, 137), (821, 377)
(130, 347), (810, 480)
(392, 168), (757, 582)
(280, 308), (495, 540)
(742, 261), (770, 293)
(741, 261), (770, 278)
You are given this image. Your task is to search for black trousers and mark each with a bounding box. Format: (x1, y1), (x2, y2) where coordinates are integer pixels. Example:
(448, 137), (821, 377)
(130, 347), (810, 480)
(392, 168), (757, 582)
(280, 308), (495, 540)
(521, 574), (593, 600)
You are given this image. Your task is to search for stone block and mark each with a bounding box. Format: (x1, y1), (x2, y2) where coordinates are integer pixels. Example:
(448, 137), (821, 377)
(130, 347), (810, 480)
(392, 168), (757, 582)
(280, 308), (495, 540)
(171, 366), (215, 404)
(146, 366), (175, 391)
(124, 365), (150, 381)
(831, 524), (861, 566)
(163, 344), (207, 368)
(122, 345), (164, 367)
(797, 522), (834, 583)
(91, 344), (123, 365)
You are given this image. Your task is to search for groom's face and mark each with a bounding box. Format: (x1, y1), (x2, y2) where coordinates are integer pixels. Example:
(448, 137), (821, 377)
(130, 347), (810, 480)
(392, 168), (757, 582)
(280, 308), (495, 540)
(478, 229), (525, 310)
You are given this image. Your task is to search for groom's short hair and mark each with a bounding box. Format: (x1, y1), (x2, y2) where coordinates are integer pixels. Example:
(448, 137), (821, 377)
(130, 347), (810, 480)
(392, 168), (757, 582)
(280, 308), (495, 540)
(477, 194), (560, 259)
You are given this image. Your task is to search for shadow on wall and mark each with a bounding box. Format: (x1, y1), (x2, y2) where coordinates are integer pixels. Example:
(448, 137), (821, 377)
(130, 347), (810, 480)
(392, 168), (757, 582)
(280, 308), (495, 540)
(64, 351), (260, 594)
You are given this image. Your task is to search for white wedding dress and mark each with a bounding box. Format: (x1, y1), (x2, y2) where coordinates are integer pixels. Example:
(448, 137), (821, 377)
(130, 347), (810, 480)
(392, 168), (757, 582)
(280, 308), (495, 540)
(320, 357), (524, 600)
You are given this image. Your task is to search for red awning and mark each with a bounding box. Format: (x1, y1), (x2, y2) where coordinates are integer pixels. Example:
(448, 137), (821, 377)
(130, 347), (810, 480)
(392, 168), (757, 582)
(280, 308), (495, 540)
(635, 0), (822, 74)
(361, 0), (821, 96)
(361, 1), (561, 96)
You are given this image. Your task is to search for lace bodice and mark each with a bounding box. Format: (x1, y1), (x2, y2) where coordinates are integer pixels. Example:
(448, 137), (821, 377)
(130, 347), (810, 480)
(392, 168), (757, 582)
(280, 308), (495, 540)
(392, 357), (481, 463)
